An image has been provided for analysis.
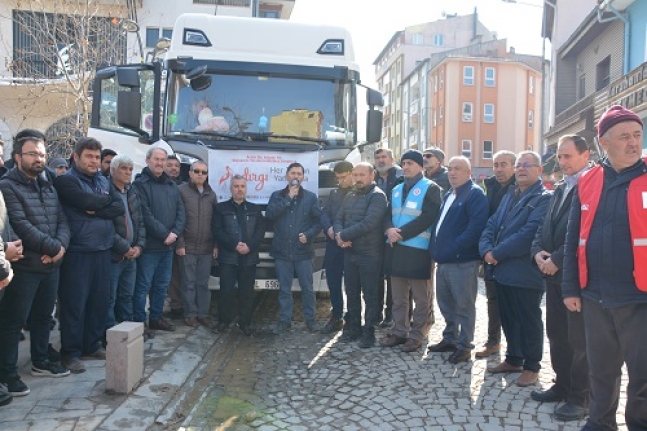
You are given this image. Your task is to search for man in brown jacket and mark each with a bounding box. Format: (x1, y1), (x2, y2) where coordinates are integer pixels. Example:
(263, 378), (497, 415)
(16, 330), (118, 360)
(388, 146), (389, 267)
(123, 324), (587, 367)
(177, 161), (217, 328)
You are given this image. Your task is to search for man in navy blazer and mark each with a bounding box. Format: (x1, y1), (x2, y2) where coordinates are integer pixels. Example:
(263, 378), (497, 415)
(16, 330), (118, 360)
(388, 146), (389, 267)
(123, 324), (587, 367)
(479, 151), (551, 387)
(428, 156), (488, 364)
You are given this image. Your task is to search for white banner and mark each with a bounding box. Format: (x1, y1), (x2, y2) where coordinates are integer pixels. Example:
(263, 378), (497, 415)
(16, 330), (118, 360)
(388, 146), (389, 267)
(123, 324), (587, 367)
(207, 149), (319, 204)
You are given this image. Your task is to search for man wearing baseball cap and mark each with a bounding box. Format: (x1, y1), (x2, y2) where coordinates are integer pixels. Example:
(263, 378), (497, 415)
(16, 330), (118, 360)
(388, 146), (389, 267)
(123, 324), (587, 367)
(562, 105), (647, 430)
(381, 150), (442, 353)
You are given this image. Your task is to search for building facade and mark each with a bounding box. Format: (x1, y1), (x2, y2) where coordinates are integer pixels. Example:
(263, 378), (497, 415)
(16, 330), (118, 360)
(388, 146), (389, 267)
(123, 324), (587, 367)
(543, 0), (647, 155)
(373, 11), (496, 159)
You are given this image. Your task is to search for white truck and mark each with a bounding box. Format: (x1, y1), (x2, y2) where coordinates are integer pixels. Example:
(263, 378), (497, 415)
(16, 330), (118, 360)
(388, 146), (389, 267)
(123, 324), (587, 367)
(88, 13), (383, 290)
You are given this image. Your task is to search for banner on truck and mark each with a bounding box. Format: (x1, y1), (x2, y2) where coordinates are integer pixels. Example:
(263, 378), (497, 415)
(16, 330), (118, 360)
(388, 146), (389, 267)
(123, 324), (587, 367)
(208, 149), (319, 204)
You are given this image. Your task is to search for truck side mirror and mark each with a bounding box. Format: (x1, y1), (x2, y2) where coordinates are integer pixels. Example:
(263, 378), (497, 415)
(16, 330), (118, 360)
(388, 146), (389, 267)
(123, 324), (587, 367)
(366, 109), (383, 143)
(366, 88), (384, 108)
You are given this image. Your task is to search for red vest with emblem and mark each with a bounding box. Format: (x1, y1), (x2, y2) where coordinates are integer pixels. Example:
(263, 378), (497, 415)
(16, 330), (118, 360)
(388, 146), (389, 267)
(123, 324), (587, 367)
(577, 163), (647, 291)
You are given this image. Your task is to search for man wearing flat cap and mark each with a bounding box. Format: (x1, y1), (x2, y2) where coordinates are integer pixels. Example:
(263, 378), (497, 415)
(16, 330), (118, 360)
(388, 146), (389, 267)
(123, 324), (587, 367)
(562, 105), (647, 430)
(381, 150), (442, 353)
(423, 147), (450, 193)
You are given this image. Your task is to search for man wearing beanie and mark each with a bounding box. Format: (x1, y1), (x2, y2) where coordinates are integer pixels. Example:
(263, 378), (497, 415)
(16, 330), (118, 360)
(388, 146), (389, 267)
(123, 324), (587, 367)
(562, 105), (647, 430)
(381, 150), (442, 352)
(423, 147), (450, 193)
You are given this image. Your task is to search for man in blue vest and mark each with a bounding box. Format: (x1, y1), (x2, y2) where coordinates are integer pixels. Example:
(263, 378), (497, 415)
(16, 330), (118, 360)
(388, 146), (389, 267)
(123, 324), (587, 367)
(563, 105), (647, 430)
(380, 150), (442, 353)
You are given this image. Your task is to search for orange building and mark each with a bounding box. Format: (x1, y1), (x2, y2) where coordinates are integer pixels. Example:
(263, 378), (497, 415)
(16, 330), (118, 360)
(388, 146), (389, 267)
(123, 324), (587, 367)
(403, 41), (542, 179)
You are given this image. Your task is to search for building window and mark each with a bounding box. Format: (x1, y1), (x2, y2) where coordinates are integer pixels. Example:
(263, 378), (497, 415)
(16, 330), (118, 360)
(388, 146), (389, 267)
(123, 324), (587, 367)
(146, 28), (173, 48)
(259, 10), (280, 18)
(439, 70), (444, 89)
(484, 103), (495, 123)
(596, 56), (611, 90)
(433, 34), (444, 46)
(463, 66), (474, 86)
(439, 104), (444, 124)
(433, 75), (437, 92)
(432, 109), (436, 127)
(462, 102), (473, 122)
(529, 75), (534, 94)
(485, 67), (495, 87)
(412, 33), (423, 45)
(528, 110), (534, 128)
(462, 140), (472, 158)
(483, 140), (493, 159)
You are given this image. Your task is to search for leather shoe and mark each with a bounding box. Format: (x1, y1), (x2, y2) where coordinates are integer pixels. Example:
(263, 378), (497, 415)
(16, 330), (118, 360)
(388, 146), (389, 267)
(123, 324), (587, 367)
(427, 340), (456, 353)
(185, 317), (199, 327)
(380, 334), (407, 348)
(554, 402), (588, 422)
(149, 318), (176, 332)
(475, 343), (501, 358)
(517, 370), (539, 387)
(400, 338), (422, 353)
(530, 388), (564, 403)
(487, 361), (523, 374)
(447, 348), (471, 364)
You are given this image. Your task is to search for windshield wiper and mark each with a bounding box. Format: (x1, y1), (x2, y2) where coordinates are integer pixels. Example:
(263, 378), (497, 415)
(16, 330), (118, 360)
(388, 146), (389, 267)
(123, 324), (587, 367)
(169, 131), (244, 141)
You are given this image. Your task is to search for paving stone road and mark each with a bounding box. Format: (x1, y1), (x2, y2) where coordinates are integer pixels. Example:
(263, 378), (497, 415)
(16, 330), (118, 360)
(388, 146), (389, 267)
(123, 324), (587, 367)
(179, 279), (629, 431)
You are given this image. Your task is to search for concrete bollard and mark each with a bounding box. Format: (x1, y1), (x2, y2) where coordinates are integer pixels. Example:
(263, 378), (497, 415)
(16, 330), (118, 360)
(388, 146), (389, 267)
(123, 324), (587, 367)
(106, 322), (144, 394)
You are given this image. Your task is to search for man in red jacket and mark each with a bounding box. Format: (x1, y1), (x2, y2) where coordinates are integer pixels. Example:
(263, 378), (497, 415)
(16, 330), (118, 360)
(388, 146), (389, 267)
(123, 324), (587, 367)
(562, 105), (647, 430)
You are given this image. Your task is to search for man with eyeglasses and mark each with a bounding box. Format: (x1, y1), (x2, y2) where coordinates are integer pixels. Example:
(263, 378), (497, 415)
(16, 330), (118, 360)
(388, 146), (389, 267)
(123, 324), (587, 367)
(422, 147), (450, 193)
(530, 135), (590, 421)
(319, 161), (354, 334)
(0, 133), (70, 394)
(177, 161), (217, 328)
(133, 147), (186, 333)
(479, 151), (550, 387)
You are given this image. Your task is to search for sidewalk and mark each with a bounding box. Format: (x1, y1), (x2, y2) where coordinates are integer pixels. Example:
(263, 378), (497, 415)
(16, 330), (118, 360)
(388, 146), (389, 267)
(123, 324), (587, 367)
(1, 319), (223, 431)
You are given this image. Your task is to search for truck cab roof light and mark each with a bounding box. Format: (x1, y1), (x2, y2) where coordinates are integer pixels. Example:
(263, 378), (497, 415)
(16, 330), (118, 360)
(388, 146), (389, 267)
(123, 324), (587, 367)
(183, 29), (211, 47)
(317, 40), (344, 55)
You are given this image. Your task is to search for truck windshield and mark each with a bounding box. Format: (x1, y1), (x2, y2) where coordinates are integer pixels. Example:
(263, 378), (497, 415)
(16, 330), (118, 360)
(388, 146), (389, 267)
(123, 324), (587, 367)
(165, 71), (356, 146)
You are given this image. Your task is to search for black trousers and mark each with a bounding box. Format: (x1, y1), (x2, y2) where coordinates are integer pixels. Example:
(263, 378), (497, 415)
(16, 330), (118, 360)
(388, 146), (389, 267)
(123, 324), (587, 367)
(545, 277), (589, 406)
(582, 297), (647, 431)
(345, 254), (381, 330)
(219, 264), (256, 327)
(484, 279), (501, 345)
(496, 282), (544, 372)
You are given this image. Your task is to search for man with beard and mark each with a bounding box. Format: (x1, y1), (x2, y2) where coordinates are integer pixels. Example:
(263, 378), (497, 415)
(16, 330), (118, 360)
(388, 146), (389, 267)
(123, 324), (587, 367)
(0, 134), (70, 393)
(373, 148), (402, 327)
(164, 154), (184, 319)
(333, 162), (387, 347)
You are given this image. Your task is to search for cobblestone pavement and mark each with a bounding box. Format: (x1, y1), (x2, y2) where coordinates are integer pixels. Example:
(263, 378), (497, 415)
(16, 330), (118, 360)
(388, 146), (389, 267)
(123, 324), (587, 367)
(180, 280), (629, 431)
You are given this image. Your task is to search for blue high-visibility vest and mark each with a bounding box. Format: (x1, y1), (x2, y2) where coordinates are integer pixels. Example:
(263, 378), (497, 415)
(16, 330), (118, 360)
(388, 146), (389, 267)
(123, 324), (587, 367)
(390, 177), (432, 250)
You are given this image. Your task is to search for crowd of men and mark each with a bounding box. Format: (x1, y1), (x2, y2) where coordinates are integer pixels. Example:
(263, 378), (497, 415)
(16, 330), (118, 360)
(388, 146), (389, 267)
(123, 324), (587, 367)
(0, 104), (645, 431)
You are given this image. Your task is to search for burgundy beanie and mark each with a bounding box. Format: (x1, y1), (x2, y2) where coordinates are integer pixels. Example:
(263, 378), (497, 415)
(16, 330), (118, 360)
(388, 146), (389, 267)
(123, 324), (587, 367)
(598, 105), (643, 138)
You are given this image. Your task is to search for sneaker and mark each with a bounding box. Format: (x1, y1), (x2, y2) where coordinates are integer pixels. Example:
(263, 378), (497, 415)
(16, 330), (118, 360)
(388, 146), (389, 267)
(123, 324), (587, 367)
(274, 320), (292, 335)
(61, 357), (86, 374)
(2, 377), (29, 397)
(306, 320), (319, 333)
(320, 316), (343, 334)
(31, 360), (70, 378)
(82, 347), (106, 361)
(149, 318), (176, 332)
(47, 344), (61, 363)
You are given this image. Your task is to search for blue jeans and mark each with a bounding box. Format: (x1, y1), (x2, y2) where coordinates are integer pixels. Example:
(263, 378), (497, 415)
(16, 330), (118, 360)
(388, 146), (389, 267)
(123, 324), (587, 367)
(323, 241), (344, 319)
(436, 261), (480, 350)
(275, 258), (315, 322)
(133, 250), (173, 322)
(0, 270), (59, 380)
(107, 258), (137, 327)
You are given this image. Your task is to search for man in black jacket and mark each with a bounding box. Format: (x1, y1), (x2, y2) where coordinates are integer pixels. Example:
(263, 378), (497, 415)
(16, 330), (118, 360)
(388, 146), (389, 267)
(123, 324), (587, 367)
(333, 162), (387, 348)
(55, 138), (124, 374)
(213, 175), (265, 336)
(422, 147), (450, 193)
(319, 161), (353, 334)
(0, 134), (71, 394)
(107, 155), (146, 327)
(374, 148), (402, 327)
(530, 135), (590, 421)
(0, 196), (14, 406)
(133, 148), (186, 332)
(164, 153), (184, 319)
(475, 150), (516, 359)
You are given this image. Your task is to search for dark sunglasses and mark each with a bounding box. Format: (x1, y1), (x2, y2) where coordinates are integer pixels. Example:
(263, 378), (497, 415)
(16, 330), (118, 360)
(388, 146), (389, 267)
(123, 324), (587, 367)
(423, 154), (435, 158)
(193, 169), (208, 175)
